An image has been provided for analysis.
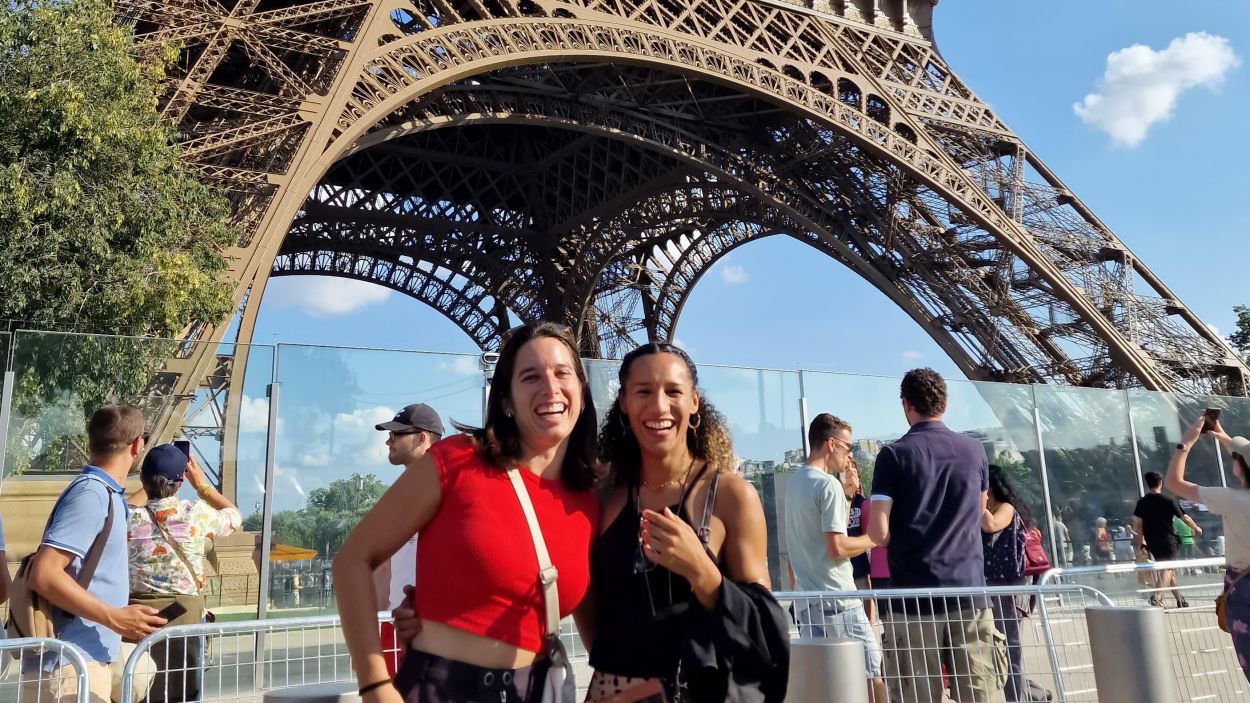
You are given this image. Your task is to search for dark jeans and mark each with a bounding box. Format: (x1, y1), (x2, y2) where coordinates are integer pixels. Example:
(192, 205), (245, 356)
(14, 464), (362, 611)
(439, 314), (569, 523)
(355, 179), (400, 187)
(394, 650), (547, 703)
(1224, 570), (1250, 685)
(989, 578), (1026, 702)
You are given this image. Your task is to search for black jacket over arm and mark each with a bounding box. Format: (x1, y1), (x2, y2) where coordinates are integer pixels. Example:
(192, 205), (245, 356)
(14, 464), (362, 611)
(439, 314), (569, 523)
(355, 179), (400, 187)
(680, 580), (790, 703)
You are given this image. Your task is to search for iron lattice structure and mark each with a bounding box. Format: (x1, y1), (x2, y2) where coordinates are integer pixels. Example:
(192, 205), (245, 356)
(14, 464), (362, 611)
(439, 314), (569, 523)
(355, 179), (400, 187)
(118, 0), (1249, 457)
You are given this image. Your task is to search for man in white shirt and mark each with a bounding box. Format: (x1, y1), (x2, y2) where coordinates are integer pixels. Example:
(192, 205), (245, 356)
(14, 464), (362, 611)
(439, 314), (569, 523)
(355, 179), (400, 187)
(372, 403), (443, 673)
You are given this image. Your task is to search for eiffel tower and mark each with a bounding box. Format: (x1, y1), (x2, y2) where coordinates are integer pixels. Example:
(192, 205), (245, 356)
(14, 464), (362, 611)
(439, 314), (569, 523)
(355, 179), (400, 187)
(115, 0), (1247, 464)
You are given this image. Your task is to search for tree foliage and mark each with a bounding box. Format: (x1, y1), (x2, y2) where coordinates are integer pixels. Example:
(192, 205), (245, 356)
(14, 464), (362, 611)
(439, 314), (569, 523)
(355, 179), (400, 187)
(1230, 305), (1250, 361)
(0, 0), (237, 472)
(245, 474), (389, 558)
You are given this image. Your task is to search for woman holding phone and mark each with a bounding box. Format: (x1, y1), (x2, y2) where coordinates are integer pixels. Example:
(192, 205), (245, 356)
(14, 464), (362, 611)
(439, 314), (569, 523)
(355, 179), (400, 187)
(1165, 413), (1250, 683)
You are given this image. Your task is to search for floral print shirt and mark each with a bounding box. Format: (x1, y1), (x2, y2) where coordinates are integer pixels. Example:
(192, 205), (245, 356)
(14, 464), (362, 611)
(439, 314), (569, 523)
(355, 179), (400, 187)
(127, 496), (243, 595)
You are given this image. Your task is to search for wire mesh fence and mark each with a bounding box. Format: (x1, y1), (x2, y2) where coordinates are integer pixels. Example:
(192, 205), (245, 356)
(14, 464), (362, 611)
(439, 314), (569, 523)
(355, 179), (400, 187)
(777, 584), (1114, 703)
(1040, 557), (1245, 702)
(0, 637), (92, 703)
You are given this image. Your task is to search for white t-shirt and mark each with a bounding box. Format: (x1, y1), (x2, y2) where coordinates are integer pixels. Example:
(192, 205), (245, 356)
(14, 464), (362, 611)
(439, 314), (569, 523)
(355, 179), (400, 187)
(1199, 486), (1250, 571)
(387, 536), (418, 609)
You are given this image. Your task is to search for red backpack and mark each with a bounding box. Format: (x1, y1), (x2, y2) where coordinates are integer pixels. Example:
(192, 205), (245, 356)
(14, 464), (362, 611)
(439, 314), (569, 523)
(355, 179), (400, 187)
(1024, 527), (1051, 576)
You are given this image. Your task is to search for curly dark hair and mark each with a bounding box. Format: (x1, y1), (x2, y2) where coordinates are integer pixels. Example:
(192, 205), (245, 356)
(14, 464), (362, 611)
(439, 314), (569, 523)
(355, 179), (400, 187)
(988, 464), (1033, 526)
(900, 367), (947, 417)
(453, 321), (597, 491)
(598, 342), (735, 486)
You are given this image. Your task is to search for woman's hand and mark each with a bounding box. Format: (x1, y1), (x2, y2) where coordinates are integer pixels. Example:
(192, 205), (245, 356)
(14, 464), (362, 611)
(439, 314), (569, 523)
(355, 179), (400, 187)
(1180, 415), (1205, 450)
(391, 584), (422, 644)
(641, 507), (719, 589)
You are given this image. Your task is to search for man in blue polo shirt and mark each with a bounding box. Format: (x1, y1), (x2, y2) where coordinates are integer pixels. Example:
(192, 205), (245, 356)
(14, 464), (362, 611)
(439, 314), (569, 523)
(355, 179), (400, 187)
(26, 405), (167, 703)
(868, 368), (1001, 703)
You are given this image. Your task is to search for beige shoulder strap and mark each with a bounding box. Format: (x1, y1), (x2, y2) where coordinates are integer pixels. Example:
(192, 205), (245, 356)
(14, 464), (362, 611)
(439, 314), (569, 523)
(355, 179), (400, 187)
(506, 468), (560, 639)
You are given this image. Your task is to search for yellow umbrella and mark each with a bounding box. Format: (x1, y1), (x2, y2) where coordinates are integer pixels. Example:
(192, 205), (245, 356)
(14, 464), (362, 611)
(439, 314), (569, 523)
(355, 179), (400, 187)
(268, 544), (318, 562)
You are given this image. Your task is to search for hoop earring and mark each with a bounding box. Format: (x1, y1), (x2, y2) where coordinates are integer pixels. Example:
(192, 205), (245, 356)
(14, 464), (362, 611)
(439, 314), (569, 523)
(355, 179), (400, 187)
(619, 412), (630, 430)
(689, 412), (701, 429)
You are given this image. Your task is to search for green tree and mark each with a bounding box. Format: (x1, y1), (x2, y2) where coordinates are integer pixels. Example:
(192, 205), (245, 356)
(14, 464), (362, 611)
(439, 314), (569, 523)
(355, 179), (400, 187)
(1230, 305), (1250, 361)
(0, 0), (236, 472)
(246, 474), (389, 558)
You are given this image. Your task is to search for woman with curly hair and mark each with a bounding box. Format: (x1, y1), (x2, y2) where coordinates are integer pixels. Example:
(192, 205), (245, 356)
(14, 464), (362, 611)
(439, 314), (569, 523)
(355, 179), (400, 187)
(582, 342), (789, 703)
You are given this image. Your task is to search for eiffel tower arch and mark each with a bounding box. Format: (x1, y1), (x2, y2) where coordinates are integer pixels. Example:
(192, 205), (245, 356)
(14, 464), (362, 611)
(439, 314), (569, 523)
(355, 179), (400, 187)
(116, 0), (1248, 467)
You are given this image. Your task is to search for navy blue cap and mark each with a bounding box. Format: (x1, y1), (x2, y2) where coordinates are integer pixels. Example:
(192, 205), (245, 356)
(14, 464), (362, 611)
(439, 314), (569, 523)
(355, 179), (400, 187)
(375, 403), (444, 436)
(142, 444), (189, 483)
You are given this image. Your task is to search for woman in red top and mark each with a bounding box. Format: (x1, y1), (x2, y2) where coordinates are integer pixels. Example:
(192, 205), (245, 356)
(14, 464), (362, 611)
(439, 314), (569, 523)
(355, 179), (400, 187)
(334, 322), (600, 703)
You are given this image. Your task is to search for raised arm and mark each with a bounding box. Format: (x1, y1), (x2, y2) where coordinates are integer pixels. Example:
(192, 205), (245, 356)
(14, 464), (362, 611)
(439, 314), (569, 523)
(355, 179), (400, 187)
(1165, 416), (1206, 503)
(981, 501), (1016, 533)
(334, 452), (443, 696)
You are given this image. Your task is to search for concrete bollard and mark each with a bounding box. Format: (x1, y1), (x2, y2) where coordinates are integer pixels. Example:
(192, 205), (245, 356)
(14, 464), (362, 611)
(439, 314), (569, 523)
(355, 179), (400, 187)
(786, 637), (868, 703)
(263, 682), (360, 703)
(1086, 606), (1178, 703)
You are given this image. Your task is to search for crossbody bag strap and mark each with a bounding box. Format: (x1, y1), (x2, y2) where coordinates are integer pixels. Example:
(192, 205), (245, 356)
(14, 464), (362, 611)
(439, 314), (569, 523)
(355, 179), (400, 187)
(76, 477), (116, 588)
(506, 468), (560, 639)
(146, 505), (203, 594)
(1229, 566), (1250, 592)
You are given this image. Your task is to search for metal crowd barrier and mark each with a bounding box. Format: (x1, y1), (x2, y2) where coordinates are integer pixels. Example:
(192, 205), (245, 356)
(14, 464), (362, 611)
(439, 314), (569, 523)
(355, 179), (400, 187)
(1040, 556), (1245, 702)
(118, 613), (399, 703)
(778, 584), (1115, 703)
(0, 637), (92, 703)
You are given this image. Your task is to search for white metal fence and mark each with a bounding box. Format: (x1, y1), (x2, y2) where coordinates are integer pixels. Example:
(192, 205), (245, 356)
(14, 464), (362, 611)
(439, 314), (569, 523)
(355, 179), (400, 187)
(0, 638), (92, 703)
(1040, 557), (1245, 702)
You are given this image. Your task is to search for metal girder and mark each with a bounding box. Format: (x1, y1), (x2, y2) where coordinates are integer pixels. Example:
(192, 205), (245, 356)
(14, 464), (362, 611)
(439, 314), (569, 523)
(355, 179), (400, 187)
(114, 0), (1248, 464)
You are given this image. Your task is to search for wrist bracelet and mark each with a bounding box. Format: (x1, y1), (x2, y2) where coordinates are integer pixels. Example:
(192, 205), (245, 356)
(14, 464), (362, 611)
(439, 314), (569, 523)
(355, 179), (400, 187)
(197, 485), (215, 498)
(358, 679), (392, 696)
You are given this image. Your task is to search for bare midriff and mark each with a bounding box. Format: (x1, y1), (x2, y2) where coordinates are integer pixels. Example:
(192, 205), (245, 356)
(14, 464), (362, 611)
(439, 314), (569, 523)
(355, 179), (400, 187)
(410, 620), (539, 669)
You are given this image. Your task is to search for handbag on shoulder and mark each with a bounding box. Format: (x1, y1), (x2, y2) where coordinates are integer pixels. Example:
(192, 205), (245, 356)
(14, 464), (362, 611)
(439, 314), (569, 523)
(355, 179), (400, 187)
(1217, 568), (1250, 633)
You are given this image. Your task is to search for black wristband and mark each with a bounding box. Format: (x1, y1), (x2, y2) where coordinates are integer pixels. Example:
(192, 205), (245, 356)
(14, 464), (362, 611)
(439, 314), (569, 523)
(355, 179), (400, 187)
(1176, 443), (1189, 452)
(359, 679), (392, 696)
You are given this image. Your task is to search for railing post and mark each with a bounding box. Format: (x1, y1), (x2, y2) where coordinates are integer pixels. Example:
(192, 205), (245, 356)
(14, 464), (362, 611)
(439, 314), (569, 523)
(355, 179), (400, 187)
(787, 638), (868, 703)
(1086, 606), (1177, 703)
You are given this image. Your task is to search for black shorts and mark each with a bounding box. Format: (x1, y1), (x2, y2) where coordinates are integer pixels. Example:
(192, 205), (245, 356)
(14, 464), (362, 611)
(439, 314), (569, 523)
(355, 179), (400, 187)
(1147, 537), (1180, 562)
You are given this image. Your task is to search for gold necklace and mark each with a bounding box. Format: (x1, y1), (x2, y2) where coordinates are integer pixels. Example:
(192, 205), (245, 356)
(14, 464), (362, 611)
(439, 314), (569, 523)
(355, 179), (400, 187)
(640, 457), (696, 490)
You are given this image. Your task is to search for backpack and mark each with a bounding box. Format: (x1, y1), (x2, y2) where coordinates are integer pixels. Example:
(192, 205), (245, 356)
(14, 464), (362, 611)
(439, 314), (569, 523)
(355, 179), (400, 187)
(6, 476), (116, 648)
(984, 511), (1026, 582)
(1023, 527), (1051, 577)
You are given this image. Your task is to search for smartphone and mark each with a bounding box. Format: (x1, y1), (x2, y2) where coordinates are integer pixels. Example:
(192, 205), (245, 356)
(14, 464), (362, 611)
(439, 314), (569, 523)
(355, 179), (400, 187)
(156, 601), (187, 622)
(1202, 408), (1221, 433)
(173, 439), (191, 457)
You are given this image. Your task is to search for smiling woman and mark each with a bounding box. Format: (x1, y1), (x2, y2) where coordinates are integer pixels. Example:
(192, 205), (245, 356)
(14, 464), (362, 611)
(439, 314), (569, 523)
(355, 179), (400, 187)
(585, 343), (789, 703)
(332, 322), (600, 703)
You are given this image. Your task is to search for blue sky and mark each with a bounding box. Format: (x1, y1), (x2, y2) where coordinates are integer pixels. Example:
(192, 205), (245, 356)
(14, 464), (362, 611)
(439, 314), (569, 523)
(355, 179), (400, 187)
(233, 2), (1250, 510)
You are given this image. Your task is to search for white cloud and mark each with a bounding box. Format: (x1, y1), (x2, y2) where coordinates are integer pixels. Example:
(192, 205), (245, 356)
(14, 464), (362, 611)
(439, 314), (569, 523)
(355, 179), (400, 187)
(238, 395), (280, 434)
(900, 351), (924, 362)
(721, 264), (748, 285)
(438, 356), (480, 377)
(1074, 32), (1239, 147)
(1208, 323), (1221, 337)
(333, 406), (398, 465)
(265, 276), (392, 317)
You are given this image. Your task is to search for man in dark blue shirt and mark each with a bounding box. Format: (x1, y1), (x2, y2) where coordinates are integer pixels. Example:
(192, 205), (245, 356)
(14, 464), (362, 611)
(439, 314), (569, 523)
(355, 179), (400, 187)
(868, 368), (1000, 703)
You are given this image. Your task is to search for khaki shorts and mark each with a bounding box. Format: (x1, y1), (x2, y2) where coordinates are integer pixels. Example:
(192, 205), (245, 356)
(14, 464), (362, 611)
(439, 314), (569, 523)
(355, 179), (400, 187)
(21, 661), (112, 703)
(882, 606), (1006, 703)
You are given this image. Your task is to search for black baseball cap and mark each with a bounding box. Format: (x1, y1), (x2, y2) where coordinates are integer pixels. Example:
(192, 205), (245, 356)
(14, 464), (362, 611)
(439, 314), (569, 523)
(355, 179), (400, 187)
(142, 444), (189, 483)
(375, 403), (444, 436)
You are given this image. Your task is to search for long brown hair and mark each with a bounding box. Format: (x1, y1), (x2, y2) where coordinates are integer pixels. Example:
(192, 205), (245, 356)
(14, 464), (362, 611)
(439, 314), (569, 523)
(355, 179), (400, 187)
(598, 342), (736, 486)
(454, 322), (598, 491)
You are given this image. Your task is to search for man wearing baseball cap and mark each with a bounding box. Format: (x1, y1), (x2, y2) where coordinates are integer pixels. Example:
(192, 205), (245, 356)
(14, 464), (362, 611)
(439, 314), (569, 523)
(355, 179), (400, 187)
(373, 403), (443, 675)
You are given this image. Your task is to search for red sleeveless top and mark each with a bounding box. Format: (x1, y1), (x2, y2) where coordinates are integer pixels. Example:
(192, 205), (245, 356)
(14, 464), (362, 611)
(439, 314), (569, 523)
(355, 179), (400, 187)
(413, 434), (599, 652)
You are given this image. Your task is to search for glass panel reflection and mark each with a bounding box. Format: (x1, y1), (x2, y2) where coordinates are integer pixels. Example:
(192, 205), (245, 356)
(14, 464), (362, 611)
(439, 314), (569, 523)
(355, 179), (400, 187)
(265, 345), (484, 616)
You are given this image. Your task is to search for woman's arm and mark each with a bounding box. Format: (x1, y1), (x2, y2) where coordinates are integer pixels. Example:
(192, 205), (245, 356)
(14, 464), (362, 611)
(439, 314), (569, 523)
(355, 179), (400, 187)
(1165, 416), (1206, 503)
(333, 452), (443, 694)
(981, 502), (1015, 533)
(717, 475), (770, 592)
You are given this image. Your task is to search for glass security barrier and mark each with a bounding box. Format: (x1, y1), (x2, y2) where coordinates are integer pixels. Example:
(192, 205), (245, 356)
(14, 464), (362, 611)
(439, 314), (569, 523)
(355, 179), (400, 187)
(264, 344), (484, 616)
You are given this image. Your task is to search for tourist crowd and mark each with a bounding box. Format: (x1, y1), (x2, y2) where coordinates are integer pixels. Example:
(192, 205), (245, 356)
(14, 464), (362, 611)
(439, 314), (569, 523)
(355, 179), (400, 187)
(8, 320), (1250, 703)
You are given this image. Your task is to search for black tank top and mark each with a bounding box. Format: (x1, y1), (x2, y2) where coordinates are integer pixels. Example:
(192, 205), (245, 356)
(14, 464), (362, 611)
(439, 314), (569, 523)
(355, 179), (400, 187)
(588, 466), (720, 680)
